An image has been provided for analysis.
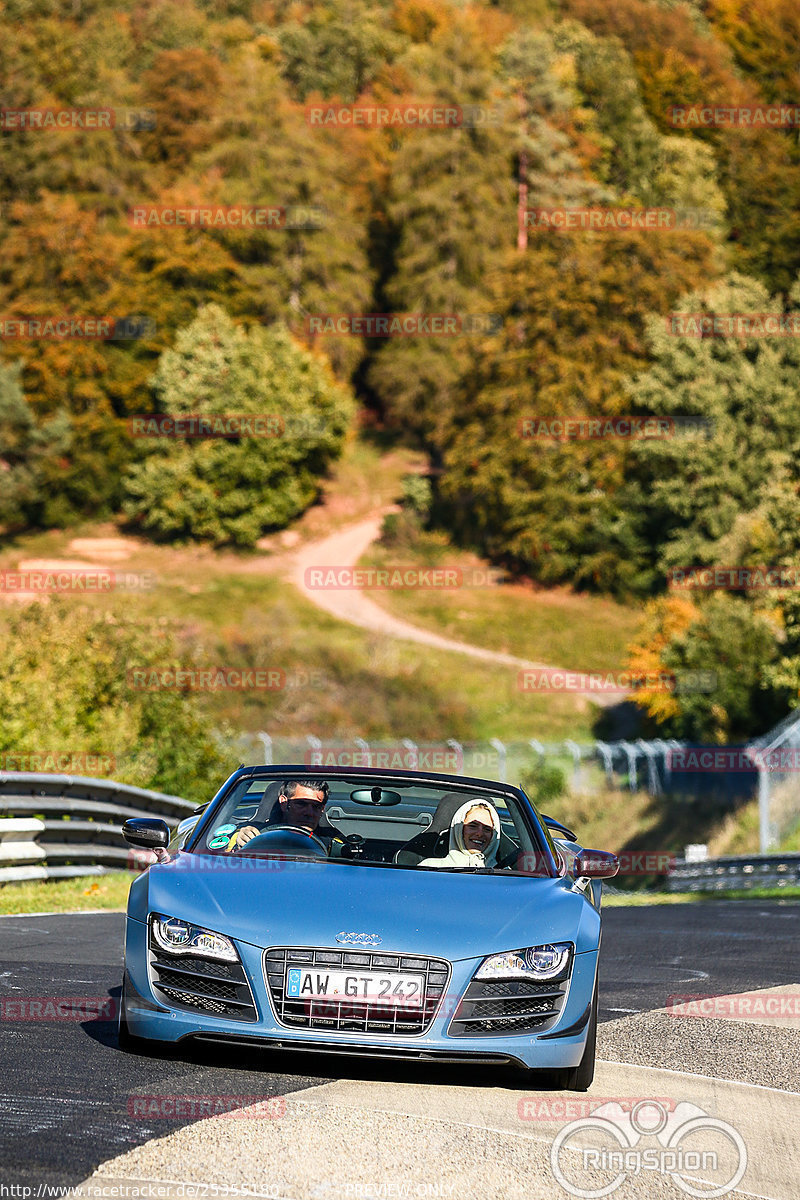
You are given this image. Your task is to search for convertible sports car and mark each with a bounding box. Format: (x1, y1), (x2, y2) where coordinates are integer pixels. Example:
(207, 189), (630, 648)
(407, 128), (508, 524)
(119, 766), (618, 1090)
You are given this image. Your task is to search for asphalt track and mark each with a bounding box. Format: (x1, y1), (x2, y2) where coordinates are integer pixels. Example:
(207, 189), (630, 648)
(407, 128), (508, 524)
(0, 904), (798, 1198)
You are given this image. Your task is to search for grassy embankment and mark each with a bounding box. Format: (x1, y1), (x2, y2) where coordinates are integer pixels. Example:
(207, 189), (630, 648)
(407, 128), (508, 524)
(2, 871), (798, 916)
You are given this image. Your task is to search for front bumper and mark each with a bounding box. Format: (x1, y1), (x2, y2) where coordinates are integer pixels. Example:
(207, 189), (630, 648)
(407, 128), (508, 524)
(123, 917), (597, 1071)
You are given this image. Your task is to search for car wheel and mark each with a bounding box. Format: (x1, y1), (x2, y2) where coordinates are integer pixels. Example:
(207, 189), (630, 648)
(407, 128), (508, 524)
(118, 975), (157, 1055)
(551, 983), (598, 1092)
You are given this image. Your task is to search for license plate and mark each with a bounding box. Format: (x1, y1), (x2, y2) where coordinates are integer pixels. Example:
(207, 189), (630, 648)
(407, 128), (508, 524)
(285, 967), (425, 1008)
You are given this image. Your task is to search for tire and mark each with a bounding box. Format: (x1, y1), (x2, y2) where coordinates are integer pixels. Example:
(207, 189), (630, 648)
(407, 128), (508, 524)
(117, 974), (159, 1055)
(551, 983), (598, 1092)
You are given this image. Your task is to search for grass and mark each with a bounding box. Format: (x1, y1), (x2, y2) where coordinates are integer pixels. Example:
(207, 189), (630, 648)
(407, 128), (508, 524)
(0, 452), (602, 750)
(603, 886), (800, 905)
(1, 870), (797, 918)
(359, 532), (644, 673)
(0, 871), (133, 915)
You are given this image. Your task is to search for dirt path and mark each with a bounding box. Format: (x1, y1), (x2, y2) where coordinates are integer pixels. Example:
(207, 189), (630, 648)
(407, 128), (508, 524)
(290, 513), (628, 701)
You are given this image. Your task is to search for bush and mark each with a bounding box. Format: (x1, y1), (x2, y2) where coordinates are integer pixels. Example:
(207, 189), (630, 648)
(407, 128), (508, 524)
(122, 305), (354, 546)
(520, 759), (566, 809)
(0, 602), (230, 805)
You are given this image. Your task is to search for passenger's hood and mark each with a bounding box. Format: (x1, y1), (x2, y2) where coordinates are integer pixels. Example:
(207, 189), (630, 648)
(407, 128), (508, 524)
(136, 853), (600, 959)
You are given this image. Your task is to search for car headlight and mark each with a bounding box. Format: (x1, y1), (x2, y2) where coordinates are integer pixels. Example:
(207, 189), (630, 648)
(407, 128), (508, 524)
(475, 942), (572, 981)
(150, 914), (238, 963)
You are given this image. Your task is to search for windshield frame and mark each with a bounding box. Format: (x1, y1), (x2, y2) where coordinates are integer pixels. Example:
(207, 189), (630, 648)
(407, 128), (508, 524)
(184, 764), (560, 877)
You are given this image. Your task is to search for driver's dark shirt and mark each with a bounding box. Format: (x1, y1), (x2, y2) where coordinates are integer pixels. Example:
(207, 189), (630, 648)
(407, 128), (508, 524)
(226, 796), (345, 854)
(259, 803), (345, 852)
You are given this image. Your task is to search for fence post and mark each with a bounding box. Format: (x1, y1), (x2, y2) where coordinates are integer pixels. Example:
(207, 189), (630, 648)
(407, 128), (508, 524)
(619, 741), (638, 792)
(401, 739), (418, 769)
(490, 738), (506, 783)
(637, 739), (662, 796)
(758, 764), (772, 853)
(306, 734), (322, 767)
(447, 740), (464, 774)
(256, 732), (272, 766)
(563, 740), (582, 789)
(594, 740), (615, 786)
(354, 737), (371, 767)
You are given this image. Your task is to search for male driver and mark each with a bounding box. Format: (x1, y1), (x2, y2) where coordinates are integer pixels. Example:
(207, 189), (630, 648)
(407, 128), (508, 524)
(227, 779), (344, 852)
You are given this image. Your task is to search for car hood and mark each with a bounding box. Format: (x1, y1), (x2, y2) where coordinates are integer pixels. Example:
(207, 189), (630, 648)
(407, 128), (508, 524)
(139, 852), (600, 959)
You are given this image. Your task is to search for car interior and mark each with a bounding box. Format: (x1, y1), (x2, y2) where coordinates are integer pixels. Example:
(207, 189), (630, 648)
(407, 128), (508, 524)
(197, 776), (544, 870)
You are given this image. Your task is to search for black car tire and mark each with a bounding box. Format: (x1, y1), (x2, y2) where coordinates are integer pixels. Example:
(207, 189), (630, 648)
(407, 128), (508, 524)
(550, 981), (598, 1092)
(118, 974), (159, 1055)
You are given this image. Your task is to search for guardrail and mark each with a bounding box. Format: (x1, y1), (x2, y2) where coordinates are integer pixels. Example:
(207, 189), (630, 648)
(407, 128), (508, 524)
(667, 852), (800, 893)
(0, 773), (196, 884)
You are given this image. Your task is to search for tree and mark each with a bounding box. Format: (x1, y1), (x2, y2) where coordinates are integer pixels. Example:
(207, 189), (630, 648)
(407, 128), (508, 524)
(619, 273), (800, 582)
(0, 361), (73, 532)
(122, 304), (354, 545)
(433, 227), (716, 595)
(624, 593), (785, 742)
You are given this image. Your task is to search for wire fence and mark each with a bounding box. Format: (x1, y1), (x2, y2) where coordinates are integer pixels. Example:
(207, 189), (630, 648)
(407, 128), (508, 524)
(228, 719), (800, 853)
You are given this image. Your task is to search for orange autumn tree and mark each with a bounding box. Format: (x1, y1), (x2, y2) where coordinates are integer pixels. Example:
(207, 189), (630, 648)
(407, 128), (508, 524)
(625, 594), (700, 724)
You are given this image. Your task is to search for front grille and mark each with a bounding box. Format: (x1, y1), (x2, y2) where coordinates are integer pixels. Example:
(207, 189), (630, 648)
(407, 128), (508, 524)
(264, 947), (450, 1035)
(150, 951), (257, 1021)
(448, 976), (569, 1037)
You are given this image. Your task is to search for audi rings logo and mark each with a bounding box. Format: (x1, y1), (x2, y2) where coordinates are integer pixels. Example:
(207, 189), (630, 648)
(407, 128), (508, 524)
(335, 931), (382, 947)
(550, 1100), (747, 1198)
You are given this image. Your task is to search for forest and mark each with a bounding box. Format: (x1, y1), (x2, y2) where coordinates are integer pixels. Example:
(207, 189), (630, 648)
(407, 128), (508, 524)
(3, 0), (800, 749)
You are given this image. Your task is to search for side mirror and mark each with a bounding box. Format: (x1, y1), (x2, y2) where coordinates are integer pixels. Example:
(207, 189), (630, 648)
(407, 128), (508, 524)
(542, 814), (579, 842)
(122, 817), (170, 850)
(574, 849), (619, 879)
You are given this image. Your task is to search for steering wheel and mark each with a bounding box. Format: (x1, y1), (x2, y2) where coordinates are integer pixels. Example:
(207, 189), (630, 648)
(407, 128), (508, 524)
(236, 825), (329, 858)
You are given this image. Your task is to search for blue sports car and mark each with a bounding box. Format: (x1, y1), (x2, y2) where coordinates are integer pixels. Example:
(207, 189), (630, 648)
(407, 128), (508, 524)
(119, 766), (618, 1090)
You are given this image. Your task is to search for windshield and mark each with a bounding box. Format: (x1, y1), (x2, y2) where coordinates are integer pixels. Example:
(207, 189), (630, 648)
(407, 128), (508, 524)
(187, 772), (554, 876)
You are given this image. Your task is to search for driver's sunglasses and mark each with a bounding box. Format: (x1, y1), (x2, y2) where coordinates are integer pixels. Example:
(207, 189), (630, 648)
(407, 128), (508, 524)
(285, 795), (327, 810)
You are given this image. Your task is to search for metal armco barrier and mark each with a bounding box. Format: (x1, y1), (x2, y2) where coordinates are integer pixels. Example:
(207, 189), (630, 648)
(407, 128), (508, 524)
(0, 773), (196, 883)
(667, 852), (800, 893)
